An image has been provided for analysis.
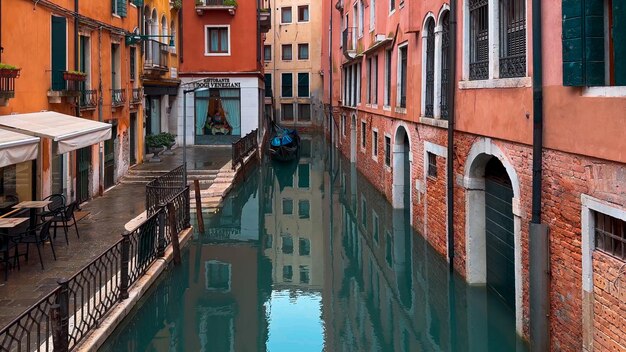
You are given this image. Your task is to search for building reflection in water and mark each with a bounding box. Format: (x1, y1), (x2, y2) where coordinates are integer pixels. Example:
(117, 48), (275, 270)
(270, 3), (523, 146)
(100, 134), (527, 352)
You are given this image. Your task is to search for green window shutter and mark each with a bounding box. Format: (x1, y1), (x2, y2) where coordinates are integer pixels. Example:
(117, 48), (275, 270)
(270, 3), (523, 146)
(613, 1), (626, 85)
(584, 0), (604, 86)
(118, 0), (127, 17)
(112, 0), (115, 13)
(562, 0), (584, 86)
(51, 16), (67, 91)
(562, 0), (605, 86)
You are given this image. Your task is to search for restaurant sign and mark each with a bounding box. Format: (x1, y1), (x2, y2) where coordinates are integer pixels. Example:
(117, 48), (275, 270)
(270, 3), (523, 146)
(207, 78), (241, 89)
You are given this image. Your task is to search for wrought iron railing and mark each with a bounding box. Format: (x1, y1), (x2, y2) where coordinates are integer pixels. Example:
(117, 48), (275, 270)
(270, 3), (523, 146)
(146, 165), (186, 216)
(111, 88), (126, 107)
(131, 88), (143, 104)
(144, 39), (168, 69)
(80, 89), (98, 109)
(0, 194), (190, 351)
(232, 129), (258, 170)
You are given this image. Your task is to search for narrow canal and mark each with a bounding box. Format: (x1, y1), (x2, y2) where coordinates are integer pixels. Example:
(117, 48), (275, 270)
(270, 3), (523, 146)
(100, 135), (528, 351)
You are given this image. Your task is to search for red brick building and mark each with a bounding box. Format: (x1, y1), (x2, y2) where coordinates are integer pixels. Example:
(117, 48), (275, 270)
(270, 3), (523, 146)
(322, 0), (626, 350)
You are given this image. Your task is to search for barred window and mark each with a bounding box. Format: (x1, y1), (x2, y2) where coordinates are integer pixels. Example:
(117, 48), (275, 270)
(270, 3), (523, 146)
(469, 0), (489, 80)
(595, 212), (626, 260)
(425, 19), (435, 117)
(440, 12), (450, 119)
(384, 135), (391, 166)
(499, 0), (526, 78)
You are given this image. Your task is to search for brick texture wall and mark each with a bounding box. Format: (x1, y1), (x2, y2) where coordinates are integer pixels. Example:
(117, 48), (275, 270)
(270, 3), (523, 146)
(324, 106), (626, 351)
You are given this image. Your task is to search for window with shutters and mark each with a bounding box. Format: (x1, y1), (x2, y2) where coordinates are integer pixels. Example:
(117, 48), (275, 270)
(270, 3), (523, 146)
(281, 73), (293, 97)
(469, 0), (489, 80)
(205, 26), (229, 55)
(372, 129), (378, 160)
(264, 45), (271, 61)
(361, 120), (367, 149)
(298, 73), (309, 97)
(298, 44), (309, 60)
(563, 0), (626, 87)
(112, 0), (127, 17)
(384, 135), (391, 166)
(398, 45), (408, 109)
(499, 0), (526, 78)
(282, 44), (292, 60)
(384, 49), (392, 106)
(281, 103), (294, 121)
(129, 47), (136, 81)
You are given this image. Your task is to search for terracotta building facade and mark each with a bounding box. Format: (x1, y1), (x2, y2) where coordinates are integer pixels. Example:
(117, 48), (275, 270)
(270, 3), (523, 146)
(177, 0), (271, 146)
(0, 0), (143, 204)
(323, 0), (626, 350)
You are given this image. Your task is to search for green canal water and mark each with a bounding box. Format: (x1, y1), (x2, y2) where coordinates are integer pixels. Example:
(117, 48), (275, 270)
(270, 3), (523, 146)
(100, 136), (528, 351)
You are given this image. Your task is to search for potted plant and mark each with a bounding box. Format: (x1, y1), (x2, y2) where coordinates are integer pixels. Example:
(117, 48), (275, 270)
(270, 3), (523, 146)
(146, 134), (166, 162)
(223, 0), (237, 6)
(161, 132), (177, 155)
(170, 0), (182, 10)
(0, 63), (20, 78)
(63, 70), (87, 82)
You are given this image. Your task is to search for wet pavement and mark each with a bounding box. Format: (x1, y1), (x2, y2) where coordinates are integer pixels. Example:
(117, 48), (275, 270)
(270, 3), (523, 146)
(0, 146), (232, 328)
(137, 146), (232, 172)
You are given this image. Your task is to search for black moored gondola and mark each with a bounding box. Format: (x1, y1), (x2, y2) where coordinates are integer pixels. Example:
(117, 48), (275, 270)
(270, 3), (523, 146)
(268, 122), (300, 161)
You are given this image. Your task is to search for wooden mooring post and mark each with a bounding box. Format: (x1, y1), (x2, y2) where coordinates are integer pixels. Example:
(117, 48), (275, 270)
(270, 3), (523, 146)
(194, 179), (205, 233)
(167, 202), (182, 265)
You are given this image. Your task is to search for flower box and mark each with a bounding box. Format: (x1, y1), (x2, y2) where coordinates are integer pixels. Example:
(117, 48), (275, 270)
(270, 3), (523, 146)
(63, 71), (87, 82)
(0, 67), (20, 78)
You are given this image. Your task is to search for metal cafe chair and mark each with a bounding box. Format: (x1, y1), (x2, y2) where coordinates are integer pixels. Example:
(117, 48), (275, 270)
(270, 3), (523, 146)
(0, 234), (19, 281)
(13, 220), (57, 270)
(48, 201), (81, 245)
(40, 194), (66, 219)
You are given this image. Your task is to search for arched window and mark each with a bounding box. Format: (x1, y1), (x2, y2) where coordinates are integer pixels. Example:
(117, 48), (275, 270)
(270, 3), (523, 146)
(424, 19), (435, 117)
(161, 16), (168, 45)
(440, 11), (450, 119)
(170, 19), (176, 53)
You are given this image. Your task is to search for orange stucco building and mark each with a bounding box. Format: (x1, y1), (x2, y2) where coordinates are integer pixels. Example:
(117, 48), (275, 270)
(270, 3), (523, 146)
(0, 0), (143, 203)
(323, 0), (626, 350)
(177, 0), (271, 146)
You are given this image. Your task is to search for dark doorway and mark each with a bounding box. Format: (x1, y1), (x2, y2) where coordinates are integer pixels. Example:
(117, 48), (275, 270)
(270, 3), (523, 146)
(104, 124), (117, 190)
(76, 147), (91, 204)
(484, 157), (515, 311)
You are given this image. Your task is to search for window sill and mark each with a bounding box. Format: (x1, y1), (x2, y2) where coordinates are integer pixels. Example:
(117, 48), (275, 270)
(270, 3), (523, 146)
(204, 52), (231, 57)
(458, 77), (531, 90)
(395, 107), (407, 114)
(112, 13), (121, 19)
(383, 105), (391, 111)
(372, 155), (378, 162)
(419, 116), (448, 129)
(384, 164), (391, 172)
(582, 86), (626, 98)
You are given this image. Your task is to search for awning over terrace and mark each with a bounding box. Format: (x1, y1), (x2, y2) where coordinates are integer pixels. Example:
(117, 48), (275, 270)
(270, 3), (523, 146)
(0, 129), (39, 168)
(0, 112), (111, 154)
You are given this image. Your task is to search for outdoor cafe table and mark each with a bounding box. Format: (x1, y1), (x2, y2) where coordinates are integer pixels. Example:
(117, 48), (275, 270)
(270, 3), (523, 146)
(12, 201), (52, 228)
(0, 217), (29, 229)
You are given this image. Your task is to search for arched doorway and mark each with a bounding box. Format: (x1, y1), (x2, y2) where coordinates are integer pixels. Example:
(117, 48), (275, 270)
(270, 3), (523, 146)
(464, 138), (522, 333)
(350, 114), (356, 163)
(392, 126), (410, 209)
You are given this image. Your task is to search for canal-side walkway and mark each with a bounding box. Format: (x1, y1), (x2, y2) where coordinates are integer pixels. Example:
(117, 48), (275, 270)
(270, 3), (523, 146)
(0, 146), (234, 328)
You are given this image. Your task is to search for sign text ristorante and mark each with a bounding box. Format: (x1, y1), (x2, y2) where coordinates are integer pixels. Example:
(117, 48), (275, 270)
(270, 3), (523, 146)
(205, 78), (241, 89)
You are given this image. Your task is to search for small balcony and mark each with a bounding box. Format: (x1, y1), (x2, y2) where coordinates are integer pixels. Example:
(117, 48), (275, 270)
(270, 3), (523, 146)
(195, 0), (237, 15)
(48, 71), (85, 104)
(259, 10), (271, 33)
(342, 27), (357, 59)
(111, 88), (126, 108)
(143, 39), (169, 76)
(79, 89), (98, 110)
(0, 67), (20, 106)
(131, 88), (143, 105)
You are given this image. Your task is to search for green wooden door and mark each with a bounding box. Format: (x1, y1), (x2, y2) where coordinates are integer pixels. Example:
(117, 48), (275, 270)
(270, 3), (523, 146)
(104, 125), (116, 189)
(51, 16), (66, 91)
(485, 159), (515, 311)
(76, 147), (91, 203)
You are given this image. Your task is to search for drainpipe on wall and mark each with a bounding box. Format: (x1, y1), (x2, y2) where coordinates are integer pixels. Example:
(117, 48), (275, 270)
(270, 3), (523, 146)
(74, 0), (79, 117)
(446, 0), (457, 270)
(0, 0), (3, 62)
(529, 0), (550, 349)
(328, 1), (333, 151)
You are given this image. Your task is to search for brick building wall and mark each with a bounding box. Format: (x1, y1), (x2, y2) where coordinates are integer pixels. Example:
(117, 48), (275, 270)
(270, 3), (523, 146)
(324, 105), (626, 351)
